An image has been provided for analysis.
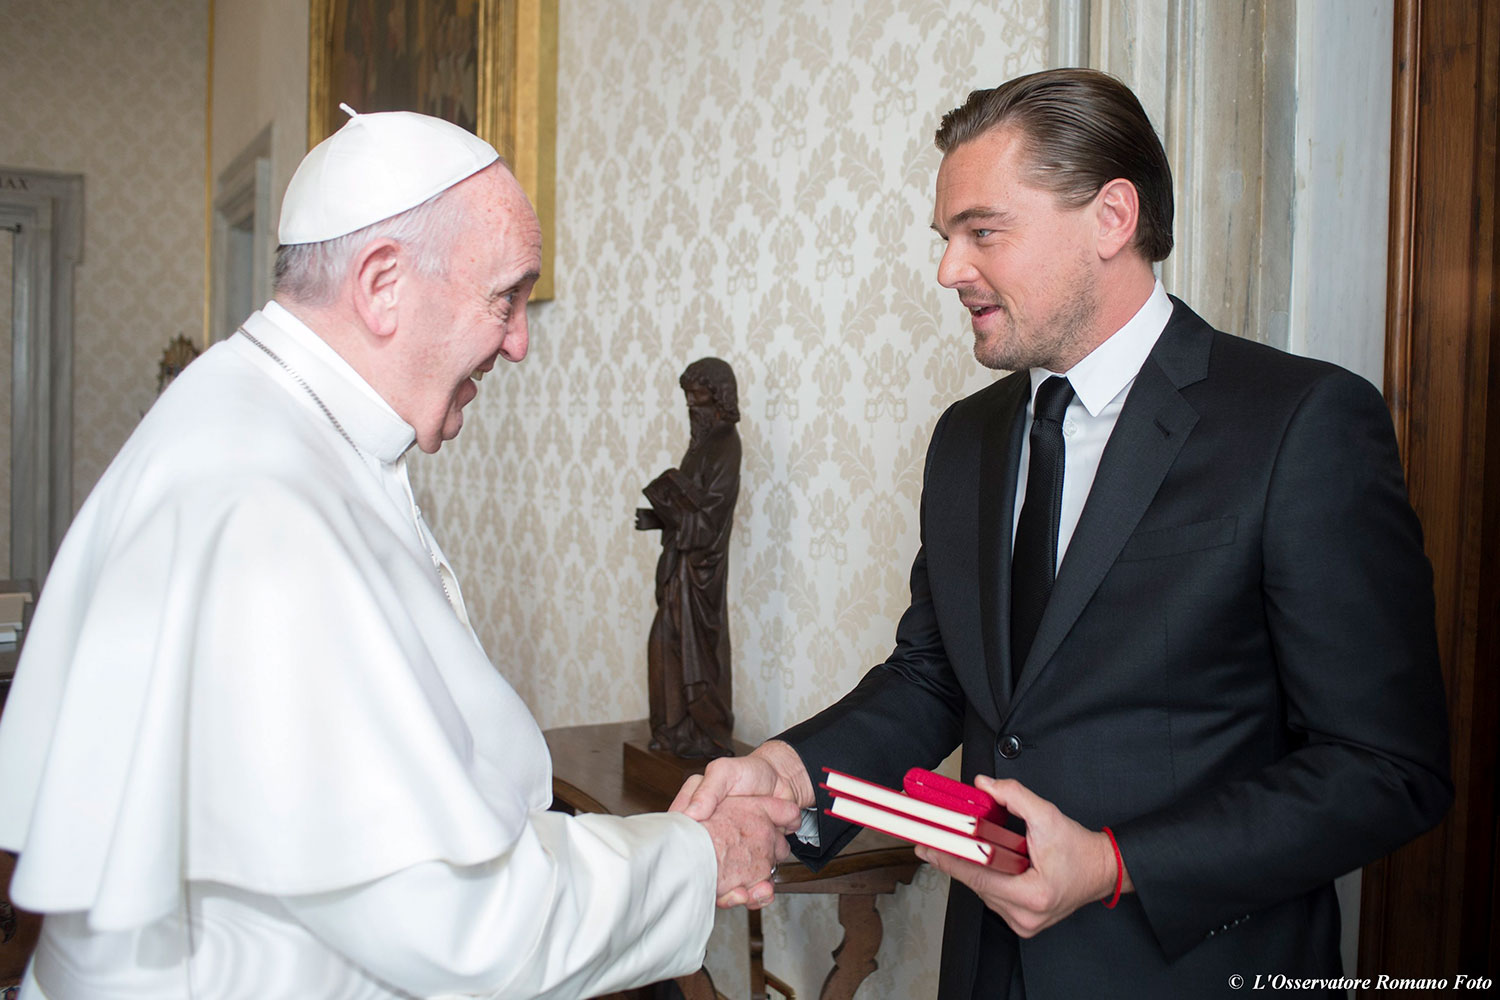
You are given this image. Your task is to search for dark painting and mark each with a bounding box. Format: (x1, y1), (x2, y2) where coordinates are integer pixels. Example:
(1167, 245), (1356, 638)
(308, 0), (558, 301)
(328, 0), (478, 134)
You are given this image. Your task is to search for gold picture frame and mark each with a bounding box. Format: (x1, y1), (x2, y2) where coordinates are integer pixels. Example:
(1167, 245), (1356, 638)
(307, 0), (557, 301)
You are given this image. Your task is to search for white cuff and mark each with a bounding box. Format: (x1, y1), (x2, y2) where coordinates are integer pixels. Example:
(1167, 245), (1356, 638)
(795, 806), (821, 847)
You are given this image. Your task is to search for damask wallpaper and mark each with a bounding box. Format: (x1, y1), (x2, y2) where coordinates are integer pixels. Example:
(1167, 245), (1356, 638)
(412, 1), (1051, 994)
(0, 0), (208, 513)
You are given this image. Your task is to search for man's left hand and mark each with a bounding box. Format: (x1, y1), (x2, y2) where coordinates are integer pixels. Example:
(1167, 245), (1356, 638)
(915, 776), (1131, 938)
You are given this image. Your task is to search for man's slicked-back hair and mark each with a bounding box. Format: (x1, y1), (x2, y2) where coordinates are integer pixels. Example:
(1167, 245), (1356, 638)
(935, 69), (1175, 262)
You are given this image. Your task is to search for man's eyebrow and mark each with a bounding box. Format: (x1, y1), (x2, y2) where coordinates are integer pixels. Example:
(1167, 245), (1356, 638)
(935, 207), (1015, 233)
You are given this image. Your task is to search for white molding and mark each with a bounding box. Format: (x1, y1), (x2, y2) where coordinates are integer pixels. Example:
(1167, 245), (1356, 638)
(1286, 0), (1394, 389)
(1048, 0), (1091, 67)
(1093, 0), (1295, 348)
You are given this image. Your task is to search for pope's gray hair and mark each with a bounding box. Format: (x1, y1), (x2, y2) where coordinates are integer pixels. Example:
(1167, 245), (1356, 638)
(272, 178), (472, 305)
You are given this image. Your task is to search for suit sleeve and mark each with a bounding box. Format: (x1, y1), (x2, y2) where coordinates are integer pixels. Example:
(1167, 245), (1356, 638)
(777, 409), (969, 867)
(1114, 368), (1452, 958)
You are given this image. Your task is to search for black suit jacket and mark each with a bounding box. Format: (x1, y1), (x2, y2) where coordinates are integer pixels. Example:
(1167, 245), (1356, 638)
(781, 299), (1451, 999)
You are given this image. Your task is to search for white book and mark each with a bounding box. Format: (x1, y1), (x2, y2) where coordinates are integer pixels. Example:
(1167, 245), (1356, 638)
(827, 794), (1028, 873)
(822, 767), (1026, 854)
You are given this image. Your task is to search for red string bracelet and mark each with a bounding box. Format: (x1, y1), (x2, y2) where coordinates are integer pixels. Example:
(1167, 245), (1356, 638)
(1101, 826), (1123, 909)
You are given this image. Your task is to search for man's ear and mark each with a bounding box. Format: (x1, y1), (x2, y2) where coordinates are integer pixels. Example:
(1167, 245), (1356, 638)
(1093, 178), (1140, 261)
(349, 238), (403, 338)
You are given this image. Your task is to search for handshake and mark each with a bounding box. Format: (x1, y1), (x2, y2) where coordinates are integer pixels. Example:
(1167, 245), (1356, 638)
(669, 740), (818, 910)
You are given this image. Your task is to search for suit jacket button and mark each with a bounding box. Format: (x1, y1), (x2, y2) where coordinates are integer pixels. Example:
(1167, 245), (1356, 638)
(998, 734), (1022, 759)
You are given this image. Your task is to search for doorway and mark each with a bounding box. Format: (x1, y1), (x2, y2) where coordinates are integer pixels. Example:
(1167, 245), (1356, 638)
(0, 168), (83, 586)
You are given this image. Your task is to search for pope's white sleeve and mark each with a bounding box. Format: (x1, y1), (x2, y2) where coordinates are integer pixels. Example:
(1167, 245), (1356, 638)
(280, 810), (717, 999)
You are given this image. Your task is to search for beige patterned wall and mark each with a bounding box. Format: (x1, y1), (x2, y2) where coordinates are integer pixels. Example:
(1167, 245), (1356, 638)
(412, 1), (1050, 995)
(0, 0), (207, 512)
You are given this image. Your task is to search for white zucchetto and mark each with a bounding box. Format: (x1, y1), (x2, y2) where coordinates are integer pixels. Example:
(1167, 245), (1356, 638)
(278, 105), (500, 245)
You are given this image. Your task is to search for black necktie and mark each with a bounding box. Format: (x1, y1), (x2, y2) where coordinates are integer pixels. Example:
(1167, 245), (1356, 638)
(1011, 376), (1075, 685)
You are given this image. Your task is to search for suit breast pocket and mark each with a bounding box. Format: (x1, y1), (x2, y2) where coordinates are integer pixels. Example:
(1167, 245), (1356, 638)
(1116, 515), (1238, 562)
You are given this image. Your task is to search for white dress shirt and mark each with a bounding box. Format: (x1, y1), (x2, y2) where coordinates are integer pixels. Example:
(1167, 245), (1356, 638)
(1014, 281), (1173, 570)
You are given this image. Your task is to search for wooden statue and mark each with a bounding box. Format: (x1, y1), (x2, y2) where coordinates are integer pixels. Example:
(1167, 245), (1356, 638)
(635, 358), (741, 759)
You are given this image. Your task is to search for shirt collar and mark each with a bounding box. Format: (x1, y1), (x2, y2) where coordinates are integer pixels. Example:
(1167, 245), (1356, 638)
(1031, 279), (1172, 417)
(241, 301), (417, 463)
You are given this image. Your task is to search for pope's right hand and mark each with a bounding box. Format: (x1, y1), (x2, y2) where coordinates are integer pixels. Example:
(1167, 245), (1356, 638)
(690, 794), (800, 909)
(671, 741), (817, 908)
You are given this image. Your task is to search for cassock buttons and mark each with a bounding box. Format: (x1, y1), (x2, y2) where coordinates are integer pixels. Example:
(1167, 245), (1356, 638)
(998, 734), (1023, 759)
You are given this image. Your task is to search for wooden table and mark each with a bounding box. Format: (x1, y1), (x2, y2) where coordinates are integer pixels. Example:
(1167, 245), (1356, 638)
(544, 720), (920, 1000)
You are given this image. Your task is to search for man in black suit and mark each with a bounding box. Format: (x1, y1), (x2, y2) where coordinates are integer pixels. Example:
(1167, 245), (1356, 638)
(679, 69), (1451, 996)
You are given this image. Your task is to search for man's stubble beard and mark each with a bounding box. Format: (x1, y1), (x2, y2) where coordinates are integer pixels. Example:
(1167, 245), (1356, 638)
(972, 258), (1101, 374)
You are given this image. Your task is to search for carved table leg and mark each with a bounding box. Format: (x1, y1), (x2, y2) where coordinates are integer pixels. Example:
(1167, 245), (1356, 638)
(817, 893), (883, 1000)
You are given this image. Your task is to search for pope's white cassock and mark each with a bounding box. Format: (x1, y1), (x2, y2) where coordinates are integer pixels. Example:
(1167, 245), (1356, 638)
(0, 302), (717, 999)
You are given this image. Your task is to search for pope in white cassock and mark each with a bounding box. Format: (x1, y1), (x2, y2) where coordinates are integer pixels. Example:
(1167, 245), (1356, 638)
(0, 109), (798, 999)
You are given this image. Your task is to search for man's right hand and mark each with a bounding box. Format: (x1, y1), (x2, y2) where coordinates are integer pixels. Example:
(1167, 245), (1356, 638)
(674, 740), (816, 820)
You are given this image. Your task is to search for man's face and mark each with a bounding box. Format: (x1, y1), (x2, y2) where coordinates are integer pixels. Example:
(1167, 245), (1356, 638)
(399, 166), (542, 453)
(932, 127), (1100, 373)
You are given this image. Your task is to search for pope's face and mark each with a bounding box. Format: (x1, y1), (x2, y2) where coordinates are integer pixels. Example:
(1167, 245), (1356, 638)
(401, 166), (541, 453)
(932, 127), (1100, 373)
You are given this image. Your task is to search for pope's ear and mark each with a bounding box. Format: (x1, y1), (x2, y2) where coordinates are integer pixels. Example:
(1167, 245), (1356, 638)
(1093, 178), (1140, 261)
(349, 238), (403, 339)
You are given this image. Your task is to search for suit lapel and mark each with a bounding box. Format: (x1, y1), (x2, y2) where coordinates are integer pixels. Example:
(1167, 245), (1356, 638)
(1007, 301), (1213, 715)
(977, 374), (1029, 717)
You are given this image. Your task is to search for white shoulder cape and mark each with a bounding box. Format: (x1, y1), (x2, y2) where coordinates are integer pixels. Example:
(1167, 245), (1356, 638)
(0, 316), (552, 932)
